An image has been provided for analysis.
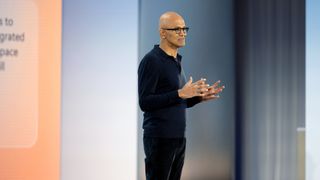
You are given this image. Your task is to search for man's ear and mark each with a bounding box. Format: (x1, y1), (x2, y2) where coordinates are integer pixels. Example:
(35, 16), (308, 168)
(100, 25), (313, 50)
(159, 29), (166, 39)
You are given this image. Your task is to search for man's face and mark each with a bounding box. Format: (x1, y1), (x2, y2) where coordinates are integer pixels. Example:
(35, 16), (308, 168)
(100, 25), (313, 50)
(161, 18), (187, 48)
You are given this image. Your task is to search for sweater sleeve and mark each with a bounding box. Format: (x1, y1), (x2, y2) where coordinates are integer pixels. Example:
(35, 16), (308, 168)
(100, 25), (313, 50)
(138, 56), (182, 112)
(186, 96), (202, 108)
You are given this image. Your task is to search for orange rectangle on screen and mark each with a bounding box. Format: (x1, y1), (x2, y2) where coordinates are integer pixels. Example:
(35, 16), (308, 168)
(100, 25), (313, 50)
(0, 0), (61, 179)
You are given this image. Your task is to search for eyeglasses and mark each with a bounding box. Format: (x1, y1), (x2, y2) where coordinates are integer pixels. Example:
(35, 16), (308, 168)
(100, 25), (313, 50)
(162, 27), (189, 34)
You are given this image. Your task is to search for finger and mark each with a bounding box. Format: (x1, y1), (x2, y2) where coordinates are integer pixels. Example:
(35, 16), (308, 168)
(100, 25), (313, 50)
(199, 87), (209, 93)
(196, 89), (207, 97)
(193, 78), (206, 85)
(197, 84), (210, 91)
(209, 85), (225, 93)
(195, 89), (205, 96)
(202, 94), (219, 101)
(187, 76), (193, 85)
(208, 94), (220, 99)
(209, 81), (220, 89)
(205, 91), (218, 96)
(208, 86), (223, 95)
(216, 85), (225, 92)
(211, 80), (221, 88)
(194, 84), (208, 93)
(200, 77), (206, 81)
(193, 84), (199, 89)
(201, 83), (210, 88)
(200, 90), (208, 95)
(209, 94), (220, 99)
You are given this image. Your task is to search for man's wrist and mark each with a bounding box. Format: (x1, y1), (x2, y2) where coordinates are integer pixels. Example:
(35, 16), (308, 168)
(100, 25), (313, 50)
(178, 89), (185, 99)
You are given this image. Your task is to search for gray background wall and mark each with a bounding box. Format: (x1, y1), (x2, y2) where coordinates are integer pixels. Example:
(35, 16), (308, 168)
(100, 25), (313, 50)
(138, 0), (235, 180)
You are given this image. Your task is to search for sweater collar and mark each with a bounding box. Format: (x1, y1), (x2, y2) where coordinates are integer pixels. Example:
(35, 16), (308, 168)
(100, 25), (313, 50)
(153, 45), (182, 62)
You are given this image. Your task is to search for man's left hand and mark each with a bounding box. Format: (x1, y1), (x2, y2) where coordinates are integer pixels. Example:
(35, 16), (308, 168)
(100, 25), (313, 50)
(200, 80), (225, 102)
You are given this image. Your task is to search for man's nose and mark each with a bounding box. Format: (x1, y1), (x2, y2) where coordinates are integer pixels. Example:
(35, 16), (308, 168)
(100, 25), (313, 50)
(178, 31), (186, 37)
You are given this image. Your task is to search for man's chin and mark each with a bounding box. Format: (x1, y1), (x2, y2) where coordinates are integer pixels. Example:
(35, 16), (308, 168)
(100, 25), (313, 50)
(177, 43), (186, 48)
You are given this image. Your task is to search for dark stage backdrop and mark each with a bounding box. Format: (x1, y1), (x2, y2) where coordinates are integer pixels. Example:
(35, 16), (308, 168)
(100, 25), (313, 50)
(235, 0), (305, 179)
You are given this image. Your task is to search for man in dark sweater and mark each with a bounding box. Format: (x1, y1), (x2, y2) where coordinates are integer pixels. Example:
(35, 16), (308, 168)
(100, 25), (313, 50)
(138, 11), (224, 180)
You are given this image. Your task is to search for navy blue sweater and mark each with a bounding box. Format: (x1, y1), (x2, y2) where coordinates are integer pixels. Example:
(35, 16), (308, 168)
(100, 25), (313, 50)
(138, 45), (201, 137)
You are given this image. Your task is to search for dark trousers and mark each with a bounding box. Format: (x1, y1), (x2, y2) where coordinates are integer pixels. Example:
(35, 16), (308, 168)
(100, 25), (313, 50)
(143, 136), (186, 180)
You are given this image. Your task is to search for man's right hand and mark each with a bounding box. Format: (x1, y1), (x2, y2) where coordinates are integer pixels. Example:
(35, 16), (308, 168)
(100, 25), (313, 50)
(178, 77), (209, 99)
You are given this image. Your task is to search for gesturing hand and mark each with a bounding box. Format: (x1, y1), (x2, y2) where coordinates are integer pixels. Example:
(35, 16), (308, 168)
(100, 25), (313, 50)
(178, 77), (209, 99)
(201, 80), (225, 102)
